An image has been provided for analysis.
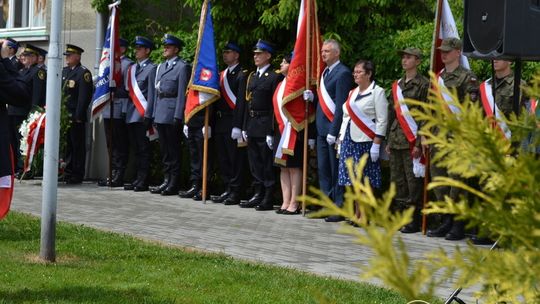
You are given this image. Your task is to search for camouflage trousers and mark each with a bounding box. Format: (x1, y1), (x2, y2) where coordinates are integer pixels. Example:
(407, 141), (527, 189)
(429, 145), (466, 202)
(389, 148), (423, 209)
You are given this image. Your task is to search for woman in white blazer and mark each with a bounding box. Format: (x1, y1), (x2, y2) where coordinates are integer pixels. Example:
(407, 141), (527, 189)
(337, 59), (388, 189)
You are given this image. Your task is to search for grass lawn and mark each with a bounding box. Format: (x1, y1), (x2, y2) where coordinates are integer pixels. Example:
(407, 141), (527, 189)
(0, 212), (408, 304)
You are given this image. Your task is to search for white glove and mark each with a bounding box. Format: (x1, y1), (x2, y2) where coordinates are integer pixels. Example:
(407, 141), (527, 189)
(303, 90), (314, 102)
(242, 130), (248, 141)
(266, 135), (274, 149)
(370, 143), (380, 162)
(308, 139), (315, 150)
(183, 125), (189, 138)
(231, 127), (242, 140)
(326, 134), (336, 145)
(412, 157), (425, 178)
(202, 126), (211, 138)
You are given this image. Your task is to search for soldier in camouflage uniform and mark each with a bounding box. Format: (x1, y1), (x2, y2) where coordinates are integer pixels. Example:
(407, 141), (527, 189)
(425, 38), (479, 241)
(386, 47), (429, 233)
(488, 59), (522, 118)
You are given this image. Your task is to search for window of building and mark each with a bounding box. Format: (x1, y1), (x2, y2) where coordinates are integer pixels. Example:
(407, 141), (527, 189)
(1, 0), (46, 30)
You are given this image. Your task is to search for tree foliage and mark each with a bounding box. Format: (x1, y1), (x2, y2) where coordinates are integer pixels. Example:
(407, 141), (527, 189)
(304, 74), (540, 302)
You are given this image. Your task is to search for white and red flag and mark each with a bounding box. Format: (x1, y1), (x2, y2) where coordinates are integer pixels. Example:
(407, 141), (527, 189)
(431, 0), (469, 72)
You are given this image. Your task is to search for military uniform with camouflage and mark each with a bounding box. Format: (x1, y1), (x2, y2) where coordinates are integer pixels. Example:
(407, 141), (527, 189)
(386, 47), (429, 234)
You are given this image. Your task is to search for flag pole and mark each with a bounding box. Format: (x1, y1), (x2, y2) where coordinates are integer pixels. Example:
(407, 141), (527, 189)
(202, 106), (210, 203)
(301, 0), (311, 216)
(108, 93), (114, 188)
(423, 0), (443, 235)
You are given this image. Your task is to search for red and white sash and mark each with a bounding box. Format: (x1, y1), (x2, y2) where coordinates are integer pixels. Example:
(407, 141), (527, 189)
(220, 69), (236, 110)
(317, 71), (335, 121)
(344, 82), (376, 140)
(436, 71), (461, 114)
(531, 99), (538, 115)
(479, 80), (511, 140)
(392, 80), (418, 144)
(273, 80), (297, 164)
(127, 64), (148, 117)
(23, 112), (46, 173)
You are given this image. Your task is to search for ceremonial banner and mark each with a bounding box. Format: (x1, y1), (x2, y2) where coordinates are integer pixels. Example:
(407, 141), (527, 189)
(91, 1), (122, 120)
(281, 0), (322, 131)
(430, 0), (469, 72)
(0, 147), (14, 220)
(184, 0), (220, 123)
(479, 80), (512, 140)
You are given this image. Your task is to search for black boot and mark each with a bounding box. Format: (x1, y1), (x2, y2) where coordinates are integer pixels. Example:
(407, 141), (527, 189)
(427, 214), (453, 237)
(178, 182), (200, 198)
(255, 188), (274, 211)
(133, 172), (149, 192)
(211, 190), (230, 203)
(161, 175), (180, 196)
(150, 174), (170, 194)
(98, 170), (117, 187)
(401, 206), (421, 234)
(445, 220), (465, 241)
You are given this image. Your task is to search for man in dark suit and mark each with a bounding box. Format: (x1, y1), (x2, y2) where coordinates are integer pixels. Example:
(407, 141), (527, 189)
(148, 34), (190, 196)
(61, 44), (94, 184)
(238, 39), (281, 211)
(124, 36), (156, 192)
(98, 38), (133, 187)
(211, 41), (248, 205)
(313, 39), (353, 222)
(0, 39), (30, 216)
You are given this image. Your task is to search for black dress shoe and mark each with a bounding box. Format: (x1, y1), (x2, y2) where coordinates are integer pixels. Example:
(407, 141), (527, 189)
(124, 183), (136, 191)
(324, 215), (345, 222)
(224, 193), (240, 205)
(133, 184), (149, 192)
(161, 185), (180, 196)
(179, 185), (200, 198)
(98, 178), (111, 187)
(211, 191), (229, 203)
(192, 191), (203, 201)
(470, 235), (495, 246)
(239, 200), (259, 208)
(400, 223), (421, 234)
(110, 180), (124, 187)
(247, 191), (264, 204)
(275, 208), (286, 214)
(255, 204), (274, 211)
(150, 178), (169, 194)
(426, 216), (453, 237)
(445, 231), (465, 241)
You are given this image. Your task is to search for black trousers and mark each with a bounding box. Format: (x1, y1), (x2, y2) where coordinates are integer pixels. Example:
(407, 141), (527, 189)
(215, 131), (245, 190)
(103, 118), (129, 172)
(247, 136), (275, 189)
(186, 127), (204, 185)
(65, 122), (86, 180)
(127, 122), (150, 182)
(156, 123), (182, 178)
(8, 115), (26, 172)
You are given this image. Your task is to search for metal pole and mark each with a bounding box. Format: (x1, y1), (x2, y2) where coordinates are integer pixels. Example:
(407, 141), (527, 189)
(40, 0), (64, 262)
(513, 59), (522, 116)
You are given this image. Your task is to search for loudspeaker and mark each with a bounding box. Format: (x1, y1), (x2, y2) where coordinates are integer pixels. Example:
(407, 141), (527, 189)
(463, 0), (540, 60)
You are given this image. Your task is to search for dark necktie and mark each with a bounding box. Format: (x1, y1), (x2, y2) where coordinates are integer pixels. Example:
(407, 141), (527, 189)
(136, 63), (141, 73)
(323, 68), (329, 78)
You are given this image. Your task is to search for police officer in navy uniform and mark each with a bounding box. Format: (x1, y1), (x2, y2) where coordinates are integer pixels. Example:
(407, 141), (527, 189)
(5, 38), (22, 69)
(238, 39), (281, 210)
(12, 44), (47, 178)
(148, 34), (190, 195)
(1, 39), (30, 191)
(61, 44), (94, 184)
(98, 38), (133, 187)
(124, 36), (156, 192)
(211, 41), (248, 205)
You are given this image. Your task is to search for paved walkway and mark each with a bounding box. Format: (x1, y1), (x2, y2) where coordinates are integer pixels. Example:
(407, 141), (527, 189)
(11, 180), (479, 302)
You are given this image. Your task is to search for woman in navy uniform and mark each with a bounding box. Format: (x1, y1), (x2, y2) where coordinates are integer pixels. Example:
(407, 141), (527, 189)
(148, 34), (190, 196)
(61, 44), (94, 184)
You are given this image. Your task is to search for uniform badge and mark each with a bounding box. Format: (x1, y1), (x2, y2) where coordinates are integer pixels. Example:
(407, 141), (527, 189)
(38, 70), (45, 80)
(84, 72), (92, 83)
(68, 80), (76, 88)
(264, 72), (268, 76)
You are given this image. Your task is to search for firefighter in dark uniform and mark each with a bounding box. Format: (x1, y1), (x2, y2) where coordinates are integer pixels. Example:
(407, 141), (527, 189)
(148, 34), (190, 195)
(14, 44), (47, 178)
(210, 41), (248, 205)
(5, 38), (22, 69)
(37, 47), (47, 70)
(124, 36), (157, 192)
(61, 44), (94, 184)
(98, 38), (133, 187)
(238, 39), (281, 210)
(1, 39), (30, 197)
